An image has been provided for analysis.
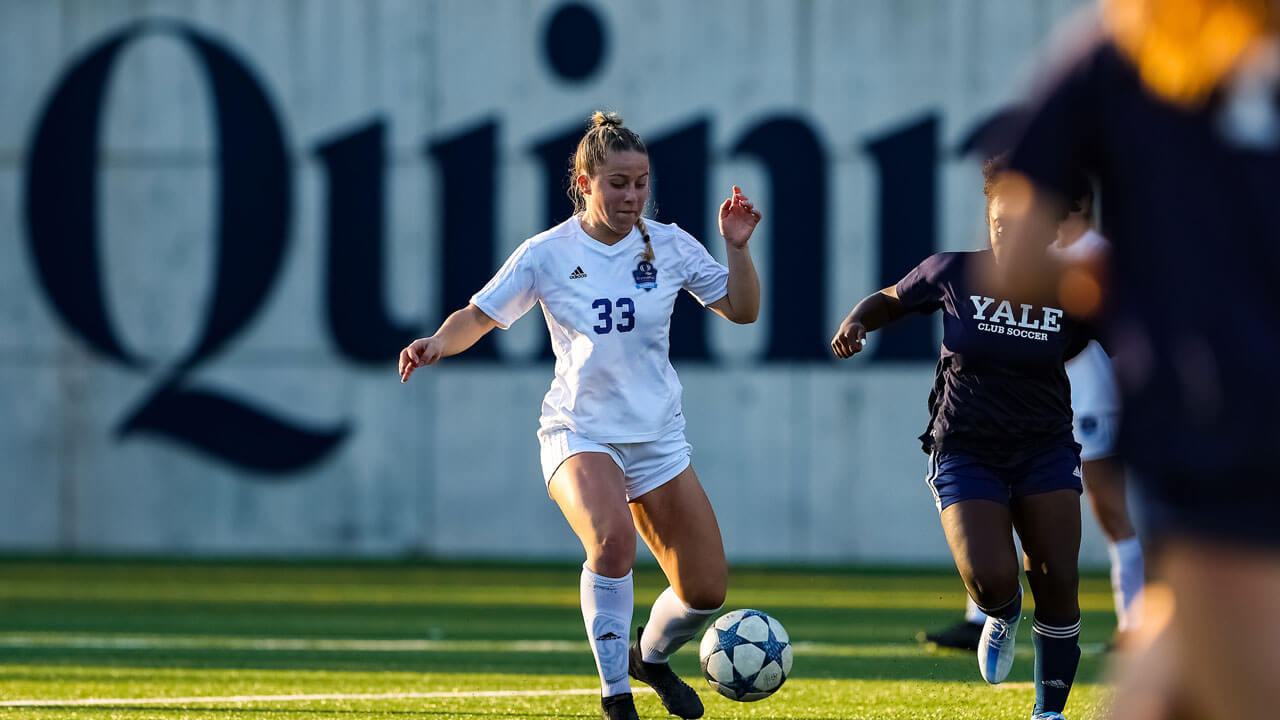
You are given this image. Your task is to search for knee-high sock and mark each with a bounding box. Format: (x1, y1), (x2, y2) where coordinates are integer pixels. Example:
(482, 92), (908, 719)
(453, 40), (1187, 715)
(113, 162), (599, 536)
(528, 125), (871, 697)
(639, 586), (721, 664)
(581, 565), (634, 697)
(1032, 616), (1082, 716)
(964, 594), (986, 625)
(1107, 536), (1144, 631)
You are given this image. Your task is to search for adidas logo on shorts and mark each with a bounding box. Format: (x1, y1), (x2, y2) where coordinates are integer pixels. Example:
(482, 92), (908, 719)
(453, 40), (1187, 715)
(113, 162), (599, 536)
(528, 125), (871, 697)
(569, 266), (588, 279)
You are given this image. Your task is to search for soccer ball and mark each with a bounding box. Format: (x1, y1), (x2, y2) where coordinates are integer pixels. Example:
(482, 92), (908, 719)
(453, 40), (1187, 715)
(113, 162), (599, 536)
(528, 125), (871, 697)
(698, 608), (792, 701)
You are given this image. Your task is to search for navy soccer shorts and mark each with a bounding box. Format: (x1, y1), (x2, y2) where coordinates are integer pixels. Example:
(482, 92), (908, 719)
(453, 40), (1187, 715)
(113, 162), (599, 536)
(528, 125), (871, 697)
(926, 444), (1084, 512)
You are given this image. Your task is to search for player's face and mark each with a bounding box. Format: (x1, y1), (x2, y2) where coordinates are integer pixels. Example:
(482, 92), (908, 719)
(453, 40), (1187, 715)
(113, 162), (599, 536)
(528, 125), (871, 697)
(987, 194), (1009, 265)
(581, 150), (649, 236)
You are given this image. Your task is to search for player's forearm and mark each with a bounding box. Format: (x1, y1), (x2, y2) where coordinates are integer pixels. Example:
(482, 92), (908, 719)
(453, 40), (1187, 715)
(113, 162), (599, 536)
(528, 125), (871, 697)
(721, 246), (760, 323)
(432, 304), (498, 356)
(846, 289), (906, 333)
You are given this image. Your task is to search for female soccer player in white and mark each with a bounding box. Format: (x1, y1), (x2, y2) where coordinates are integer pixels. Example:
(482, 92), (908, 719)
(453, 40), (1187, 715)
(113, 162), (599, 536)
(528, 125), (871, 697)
(399, 112), (761, 720)
(1053, 186), (1144, 649)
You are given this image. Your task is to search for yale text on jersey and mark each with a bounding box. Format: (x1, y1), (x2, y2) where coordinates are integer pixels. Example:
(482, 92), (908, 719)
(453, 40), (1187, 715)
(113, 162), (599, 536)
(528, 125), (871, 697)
(970, 295), (1063, 341)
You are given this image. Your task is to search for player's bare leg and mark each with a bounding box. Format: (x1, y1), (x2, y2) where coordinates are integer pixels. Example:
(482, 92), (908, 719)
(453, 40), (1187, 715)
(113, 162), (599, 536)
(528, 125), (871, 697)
(625, 464), (727, 719)
(551, 452), (636, 576)
(1012, 489), (1082, 622)
(1160, 540), (1280, 719)
(1082, 458), (1133, 541)
(940, 499), (1021, 611)
(1012, 488), (1082, 718)
(1082, 457), (1143, 645)
(940, 499), (1023, 683)
(549, 453), (639, 719)
(1104, 581), (1191, 720)
(631, 464), (728, 610)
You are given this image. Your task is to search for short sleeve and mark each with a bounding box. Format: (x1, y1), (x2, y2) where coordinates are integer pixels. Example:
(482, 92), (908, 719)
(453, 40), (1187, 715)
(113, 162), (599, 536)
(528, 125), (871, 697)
(470, 241), (539, 329)
(676, 226), (729, 306)
(894, 253), (950, 314)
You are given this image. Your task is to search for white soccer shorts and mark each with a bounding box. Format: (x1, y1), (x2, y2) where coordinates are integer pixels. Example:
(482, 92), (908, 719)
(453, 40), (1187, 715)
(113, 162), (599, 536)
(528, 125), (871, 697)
(537, 425), (691, 501)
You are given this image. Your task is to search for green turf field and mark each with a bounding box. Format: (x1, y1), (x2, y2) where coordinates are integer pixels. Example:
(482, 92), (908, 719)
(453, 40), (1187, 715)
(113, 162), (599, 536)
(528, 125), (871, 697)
(0, 559), (1115, 719)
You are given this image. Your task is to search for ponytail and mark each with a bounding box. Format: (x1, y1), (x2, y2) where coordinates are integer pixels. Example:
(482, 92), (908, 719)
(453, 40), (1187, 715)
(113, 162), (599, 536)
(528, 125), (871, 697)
(636, 217), (654, 262)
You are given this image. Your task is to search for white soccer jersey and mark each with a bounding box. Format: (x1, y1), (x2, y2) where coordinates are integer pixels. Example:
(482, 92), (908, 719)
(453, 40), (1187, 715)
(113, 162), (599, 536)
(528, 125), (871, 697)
(470, 216), (730, 442)
(1068, 339), (1119, 416)
(1054, 230), (1120, 417)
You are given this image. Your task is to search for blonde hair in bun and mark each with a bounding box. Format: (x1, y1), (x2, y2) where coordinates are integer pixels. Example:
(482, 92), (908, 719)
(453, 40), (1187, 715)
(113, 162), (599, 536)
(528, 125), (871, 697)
(570, 111), (653, 261)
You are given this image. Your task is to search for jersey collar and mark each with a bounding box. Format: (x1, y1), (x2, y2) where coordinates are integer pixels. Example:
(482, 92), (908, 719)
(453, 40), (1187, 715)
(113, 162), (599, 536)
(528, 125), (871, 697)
(573, 215), (643, 256)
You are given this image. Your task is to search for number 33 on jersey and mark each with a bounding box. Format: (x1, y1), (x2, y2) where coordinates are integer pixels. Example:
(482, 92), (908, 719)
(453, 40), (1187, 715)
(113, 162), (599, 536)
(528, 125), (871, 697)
(468, 216), (730, 442)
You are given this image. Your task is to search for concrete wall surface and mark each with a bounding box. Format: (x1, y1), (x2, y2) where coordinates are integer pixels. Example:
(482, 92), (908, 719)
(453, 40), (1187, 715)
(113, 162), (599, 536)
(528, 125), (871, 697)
(0, 0), (1120, 567)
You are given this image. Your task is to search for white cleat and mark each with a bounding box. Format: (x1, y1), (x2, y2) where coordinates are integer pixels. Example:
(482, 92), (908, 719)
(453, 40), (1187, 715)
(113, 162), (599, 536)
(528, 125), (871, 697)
(977, 590), (1022, 684)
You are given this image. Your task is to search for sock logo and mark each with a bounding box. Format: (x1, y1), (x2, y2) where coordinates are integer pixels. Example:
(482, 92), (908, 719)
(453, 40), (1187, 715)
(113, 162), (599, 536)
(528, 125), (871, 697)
(590, 617), (627, 683)
(1042, 679), (1070, 689)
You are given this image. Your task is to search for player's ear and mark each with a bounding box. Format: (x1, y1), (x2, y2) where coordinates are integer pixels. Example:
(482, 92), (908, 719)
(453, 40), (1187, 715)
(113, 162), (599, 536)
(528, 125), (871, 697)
(576, 173), (591, 195)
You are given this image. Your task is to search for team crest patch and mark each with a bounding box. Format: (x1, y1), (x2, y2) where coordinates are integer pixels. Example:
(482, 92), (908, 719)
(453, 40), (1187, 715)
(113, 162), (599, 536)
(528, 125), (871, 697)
(632, 260), (657, 291)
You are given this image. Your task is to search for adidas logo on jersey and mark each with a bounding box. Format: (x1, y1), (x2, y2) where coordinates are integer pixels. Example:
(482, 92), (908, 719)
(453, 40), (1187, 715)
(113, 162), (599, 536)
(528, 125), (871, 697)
(569, 266), (587, 279)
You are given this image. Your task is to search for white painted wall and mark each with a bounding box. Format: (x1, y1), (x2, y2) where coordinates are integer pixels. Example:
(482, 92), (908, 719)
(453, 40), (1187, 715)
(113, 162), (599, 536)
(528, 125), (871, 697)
(0, 0), (1117, 567)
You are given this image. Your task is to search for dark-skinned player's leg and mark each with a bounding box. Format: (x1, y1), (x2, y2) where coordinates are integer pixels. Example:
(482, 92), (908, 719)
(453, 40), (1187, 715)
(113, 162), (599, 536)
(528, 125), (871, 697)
(1012, 488), (1082, 717)
(939, 498), (1024, 683)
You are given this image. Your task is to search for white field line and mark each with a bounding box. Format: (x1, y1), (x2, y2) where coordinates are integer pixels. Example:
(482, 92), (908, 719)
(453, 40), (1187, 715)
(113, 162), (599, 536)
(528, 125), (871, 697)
(0, 633), (928, 657)
(0, 634), (585, 653)
(0, 687), (654, 708)
(0, 632), (1094, 657)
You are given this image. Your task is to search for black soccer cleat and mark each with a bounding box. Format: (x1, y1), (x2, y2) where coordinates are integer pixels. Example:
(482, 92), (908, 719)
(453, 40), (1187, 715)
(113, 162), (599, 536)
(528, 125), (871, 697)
(920, 620), (983, 652)
(601, 693), (640, 720)
(628, 626), (704, 719)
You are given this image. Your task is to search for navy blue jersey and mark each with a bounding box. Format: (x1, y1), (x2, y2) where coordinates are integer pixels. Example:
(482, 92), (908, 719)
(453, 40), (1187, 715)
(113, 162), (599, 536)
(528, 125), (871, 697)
(1002, 36), (1280, 476)
(897, 251), (1091, 466)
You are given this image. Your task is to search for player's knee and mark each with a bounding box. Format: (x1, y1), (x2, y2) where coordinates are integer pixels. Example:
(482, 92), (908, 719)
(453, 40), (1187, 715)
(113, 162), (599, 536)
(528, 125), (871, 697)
(586, 532), (635, 576)
(681, 584), (726, 612)
(1096, 509), (1135, 540)
(966, 564), (1021, 608)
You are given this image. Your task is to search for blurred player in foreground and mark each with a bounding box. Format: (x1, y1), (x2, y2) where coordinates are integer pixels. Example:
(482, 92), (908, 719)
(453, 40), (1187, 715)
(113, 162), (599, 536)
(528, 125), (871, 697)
(922, 176), (1143, 654)
(400, 112), (762, 720)
(832, 158), (1093, 720)
(985, 1), (1280, 717)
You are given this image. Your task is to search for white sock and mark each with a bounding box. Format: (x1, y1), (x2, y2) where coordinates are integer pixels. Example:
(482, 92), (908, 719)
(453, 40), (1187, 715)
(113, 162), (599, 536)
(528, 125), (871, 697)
(639, 587), (721, 664)
(965, 595), (985, 625)
(580, 565), (634, 697)
(1108, 536), (1145, 631)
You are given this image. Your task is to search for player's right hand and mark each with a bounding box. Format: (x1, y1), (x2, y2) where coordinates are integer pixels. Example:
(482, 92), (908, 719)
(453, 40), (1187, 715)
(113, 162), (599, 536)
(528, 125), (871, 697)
(399, 337), (443, 383)
(830, 320), (867, 359)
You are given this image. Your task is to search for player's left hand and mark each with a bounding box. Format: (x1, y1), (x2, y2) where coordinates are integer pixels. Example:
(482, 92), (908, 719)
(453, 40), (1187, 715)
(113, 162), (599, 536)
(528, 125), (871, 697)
(718, 185), (762, 250)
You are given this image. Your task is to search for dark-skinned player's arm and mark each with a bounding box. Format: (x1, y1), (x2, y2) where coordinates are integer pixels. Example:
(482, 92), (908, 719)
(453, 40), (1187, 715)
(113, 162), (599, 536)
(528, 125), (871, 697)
(830, 286), (910, 359)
